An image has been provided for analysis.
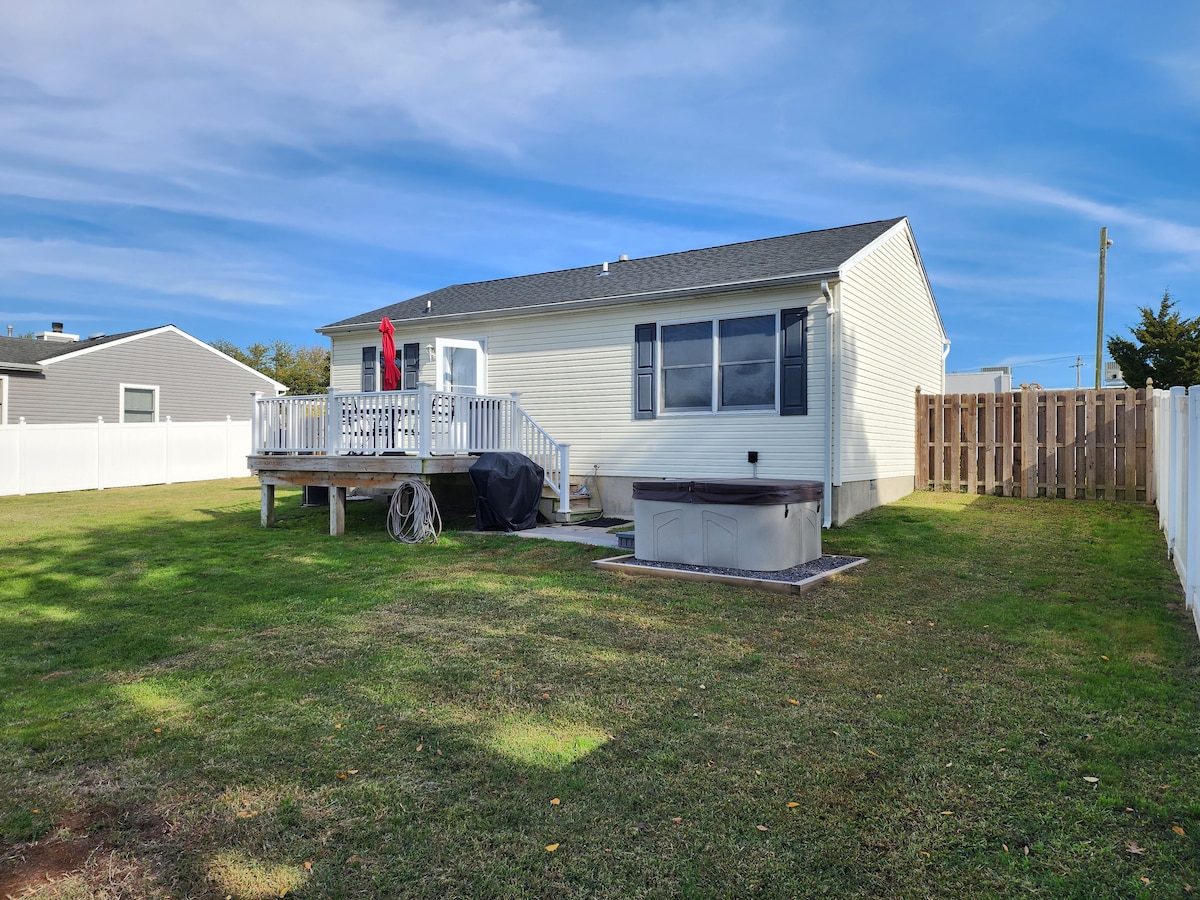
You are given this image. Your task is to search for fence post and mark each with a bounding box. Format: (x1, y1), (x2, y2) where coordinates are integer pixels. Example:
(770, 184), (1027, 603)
(1021, 387), (1038, 498)
(1188, 387), (1200, 616)
(1169, 387), (1186, 565)
(250, 391), (263, 453)
(96, 416), (104, 491)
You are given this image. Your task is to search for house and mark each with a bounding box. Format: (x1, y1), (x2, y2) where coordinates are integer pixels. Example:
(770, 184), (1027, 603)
(945, 366), (1013, 394)
(0, 324), (285, 425)
(308, 217), (947, 526)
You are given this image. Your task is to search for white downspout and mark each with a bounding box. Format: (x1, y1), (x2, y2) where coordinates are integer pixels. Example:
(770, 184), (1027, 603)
(822, 279), (836, 528)
(940, 340), (951, 393)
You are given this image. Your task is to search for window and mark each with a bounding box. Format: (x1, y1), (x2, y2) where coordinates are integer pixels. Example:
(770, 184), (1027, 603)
(120, 384), (158, 423)
(635, 308), (806, 418)
(361, 346), (377, 392)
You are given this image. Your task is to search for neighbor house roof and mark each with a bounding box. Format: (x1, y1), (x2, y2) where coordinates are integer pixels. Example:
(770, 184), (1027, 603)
(0, 328), (158, 372)
(320, 217), (908, 332)
(0, 325), (287, 392)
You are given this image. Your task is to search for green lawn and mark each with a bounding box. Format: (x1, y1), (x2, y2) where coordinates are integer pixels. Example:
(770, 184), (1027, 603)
(1, 480), (1198, 898)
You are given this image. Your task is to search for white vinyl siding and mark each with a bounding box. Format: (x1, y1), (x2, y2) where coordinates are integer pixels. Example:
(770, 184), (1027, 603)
(836, 226), (945, 483)
(330, 285), (831, 482)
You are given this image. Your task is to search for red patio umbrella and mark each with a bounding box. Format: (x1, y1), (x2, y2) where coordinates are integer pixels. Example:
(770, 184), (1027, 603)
(379, 316), (400, 391)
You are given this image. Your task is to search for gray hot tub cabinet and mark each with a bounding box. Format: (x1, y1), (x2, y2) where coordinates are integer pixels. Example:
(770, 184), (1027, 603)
(632, 478), (823, 571)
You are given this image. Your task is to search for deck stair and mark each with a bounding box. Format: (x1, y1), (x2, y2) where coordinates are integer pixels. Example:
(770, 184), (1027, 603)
(540, 480), (602, 524)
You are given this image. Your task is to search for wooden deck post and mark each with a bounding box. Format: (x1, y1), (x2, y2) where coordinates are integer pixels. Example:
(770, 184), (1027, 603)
(329, 485), (347, 536)
(260, 482), (275, 528)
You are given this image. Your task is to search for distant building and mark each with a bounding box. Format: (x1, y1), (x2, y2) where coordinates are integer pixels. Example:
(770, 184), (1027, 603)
(944, 366), (1012, 394)
(1104, 361), (1127, 388)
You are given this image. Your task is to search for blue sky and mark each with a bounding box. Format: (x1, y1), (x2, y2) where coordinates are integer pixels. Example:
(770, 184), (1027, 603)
(1, 0), (1196, 389)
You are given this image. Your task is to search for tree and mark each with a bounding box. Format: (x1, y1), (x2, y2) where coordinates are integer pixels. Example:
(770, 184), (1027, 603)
(213, 339), (330, 395)
(1107, 291), (1200, 388)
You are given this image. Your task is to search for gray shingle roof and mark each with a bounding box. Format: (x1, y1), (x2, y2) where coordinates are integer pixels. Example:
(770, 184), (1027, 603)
(321, 218), (905, 331)
(0, 328), (159, 370)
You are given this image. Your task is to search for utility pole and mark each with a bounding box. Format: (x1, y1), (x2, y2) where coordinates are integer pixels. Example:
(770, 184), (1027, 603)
(1071, 355), (1083, 390)
(1095, 227), (1112, 390)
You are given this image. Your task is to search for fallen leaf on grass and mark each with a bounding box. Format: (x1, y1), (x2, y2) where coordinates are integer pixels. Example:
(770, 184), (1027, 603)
(303, 861), (312, 871)
(919, 851), (930, 858)
(335, 723), (342, 730)
(1101, 655), (1110, 661)
(545, 843), (559, 852)
(787, 802), (800, 809)
(867, 750), (878, 758)
(671, 817), (682, 824)
(1083, 776), (1099, 784)
(416, 744), (423, 752)
(347, 856), (363, 865)
(786, 699), (799, 706)
(153, 728), (162, 734)
(756, 825), (769, 832)
(375, 725), (386, 731)
(1002, 844), (1009, 853)
(1085, 734), (1093, 741)
(541, 693), (551, 700)
(1126, 841), (1146, 855)
(940, 811), (954, 816)
(1142, 878), (1151, 885)
(336, 773), (347, 780)
(550, 798), (561, 806)
(1173, 826), (1187, 836)
(346, 769), (358, 775)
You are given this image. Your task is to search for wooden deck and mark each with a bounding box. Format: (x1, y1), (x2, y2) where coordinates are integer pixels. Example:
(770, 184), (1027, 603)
(249, 386), (574, 535)
(250, 453), (477, 536)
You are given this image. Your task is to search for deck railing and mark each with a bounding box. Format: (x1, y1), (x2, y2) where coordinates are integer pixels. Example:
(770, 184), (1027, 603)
(252, 385), (570, 505)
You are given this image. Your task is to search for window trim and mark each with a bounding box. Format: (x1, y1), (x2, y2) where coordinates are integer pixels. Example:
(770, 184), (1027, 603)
(656, 312), (781, 416)
(119, 383), (159, 424)
(0, 374), (7, 425)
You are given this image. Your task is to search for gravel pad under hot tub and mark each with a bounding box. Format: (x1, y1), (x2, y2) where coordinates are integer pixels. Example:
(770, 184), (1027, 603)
(617, 554), (864, 584)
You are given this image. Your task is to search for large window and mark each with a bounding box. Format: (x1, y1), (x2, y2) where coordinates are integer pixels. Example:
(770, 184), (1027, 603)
(635, 308), (807, 419)
(120, 384), (158, 423)
(660, 314), (777, 413)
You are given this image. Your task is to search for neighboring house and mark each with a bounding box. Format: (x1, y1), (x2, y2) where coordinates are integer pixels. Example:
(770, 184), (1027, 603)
(317, 217), (948, 524)
(0, 324), (285, 425)
(945, 366), (1013, 394)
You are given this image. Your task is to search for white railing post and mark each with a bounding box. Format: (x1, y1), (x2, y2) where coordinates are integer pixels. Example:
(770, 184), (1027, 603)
(251, 391), (263, 452)
(418, 383), (433, 456)
(509, 392), (522, 451)
(559, 442), (571, 516)
(325, 388), (339, 455)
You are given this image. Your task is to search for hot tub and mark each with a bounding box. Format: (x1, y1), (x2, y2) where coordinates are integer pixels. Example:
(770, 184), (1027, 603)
(632, 478), (823, 571)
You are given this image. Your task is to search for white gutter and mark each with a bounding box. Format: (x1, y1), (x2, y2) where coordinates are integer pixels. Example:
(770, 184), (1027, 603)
(316, 268), (842, 336)
(821, 278), (837, 528)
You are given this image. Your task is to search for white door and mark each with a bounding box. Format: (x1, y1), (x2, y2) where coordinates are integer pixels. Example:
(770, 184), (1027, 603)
(435, 338), (486, 394)
(434, 338), (487, 449)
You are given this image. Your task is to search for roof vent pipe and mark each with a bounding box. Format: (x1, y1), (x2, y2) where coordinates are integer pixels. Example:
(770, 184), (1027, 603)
(6, 325), (11, 337)
(619, 254), (629, 262)
(425, 299), (431, 314)
(599, 261), (609, 276)
(52, 321), (64, 333)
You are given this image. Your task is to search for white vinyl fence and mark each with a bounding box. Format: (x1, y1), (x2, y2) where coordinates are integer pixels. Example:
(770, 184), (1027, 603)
(1151, 387), (1200, 638)
(0, 417), (252, 497)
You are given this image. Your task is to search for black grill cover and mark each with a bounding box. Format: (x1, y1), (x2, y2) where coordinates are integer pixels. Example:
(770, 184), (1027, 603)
(469, 452), (545, 531)
(632, 478), (823, 505)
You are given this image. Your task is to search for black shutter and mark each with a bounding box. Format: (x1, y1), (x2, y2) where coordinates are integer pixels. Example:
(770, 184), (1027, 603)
(634, 323), (657, 419)
(402, 342), (419, 390)
(361, 346), (377, 392)
(779, 308), (807, 416)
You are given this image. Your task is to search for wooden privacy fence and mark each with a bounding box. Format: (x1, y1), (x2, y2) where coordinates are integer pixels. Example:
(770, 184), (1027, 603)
(917, 388), (1153, 502)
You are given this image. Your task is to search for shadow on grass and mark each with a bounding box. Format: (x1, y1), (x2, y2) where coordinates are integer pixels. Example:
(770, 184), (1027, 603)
(1, 484), (1199, 898)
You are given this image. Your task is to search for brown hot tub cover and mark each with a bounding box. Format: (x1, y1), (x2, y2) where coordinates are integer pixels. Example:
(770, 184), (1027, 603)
(631, 478), (823, 506)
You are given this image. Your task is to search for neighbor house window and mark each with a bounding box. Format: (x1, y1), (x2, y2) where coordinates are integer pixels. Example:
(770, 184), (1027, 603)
(634, 308), (807, 419)
(120, 384), (158, 423)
